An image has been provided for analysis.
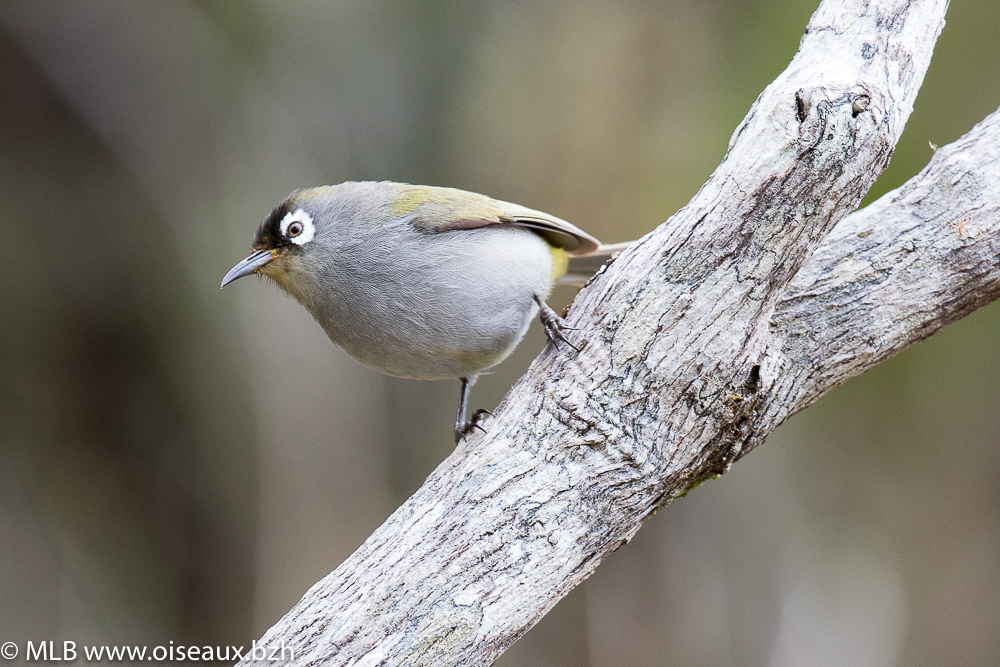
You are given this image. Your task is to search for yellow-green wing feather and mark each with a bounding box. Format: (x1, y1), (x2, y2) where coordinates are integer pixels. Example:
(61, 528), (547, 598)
(390, 183), (601, 255)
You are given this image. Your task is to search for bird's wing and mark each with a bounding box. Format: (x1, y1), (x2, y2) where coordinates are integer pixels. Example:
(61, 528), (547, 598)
(398, 184), (601, 255)
(496, 201), (601, 255)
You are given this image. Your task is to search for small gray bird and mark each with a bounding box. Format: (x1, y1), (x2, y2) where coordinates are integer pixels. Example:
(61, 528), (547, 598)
(222, 181), (623, 442)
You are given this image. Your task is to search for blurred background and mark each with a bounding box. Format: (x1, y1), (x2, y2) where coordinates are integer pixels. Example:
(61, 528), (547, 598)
(0, 0), (997, 665)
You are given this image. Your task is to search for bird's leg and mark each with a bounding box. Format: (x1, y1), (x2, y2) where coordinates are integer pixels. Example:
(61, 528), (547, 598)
(534, 294), (580, 351)
(455, 375), (490, 443)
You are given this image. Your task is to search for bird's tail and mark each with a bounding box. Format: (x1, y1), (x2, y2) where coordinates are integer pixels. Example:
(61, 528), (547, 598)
(558, 241), (633, 286)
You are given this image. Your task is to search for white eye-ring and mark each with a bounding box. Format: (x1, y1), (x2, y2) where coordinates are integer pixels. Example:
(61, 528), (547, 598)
(280, 208), (315, 246)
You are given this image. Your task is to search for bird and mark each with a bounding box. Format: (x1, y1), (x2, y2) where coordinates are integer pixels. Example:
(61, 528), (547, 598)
(222, 181), (624, 442)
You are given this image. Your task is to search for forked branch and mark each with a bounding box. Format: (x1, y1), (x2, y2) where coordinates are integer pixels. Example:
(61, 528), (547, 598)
(236, 1), (987, 665)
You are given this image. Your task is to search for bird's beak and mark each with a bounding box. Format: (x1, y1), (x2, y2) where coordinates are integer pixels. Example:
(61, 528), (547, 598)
(221, 249), (273, 288)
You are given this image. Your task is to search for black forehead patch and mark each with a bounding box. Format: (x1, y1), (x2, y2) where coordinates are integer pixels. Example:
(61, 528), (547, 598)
(253, 200), (293, 250)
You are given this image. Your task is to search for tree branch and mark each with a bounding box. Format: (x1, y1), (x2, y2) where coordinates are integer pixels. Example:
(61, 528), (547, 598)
(238, 0), (966, 664)
(763, 106), (1000, 432)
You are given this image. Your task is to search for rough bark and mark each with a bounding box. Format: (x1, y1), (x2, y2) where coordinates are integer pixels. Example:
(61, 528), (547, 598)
(236, 0), (978, 665)
(764, 106), (1000, 430)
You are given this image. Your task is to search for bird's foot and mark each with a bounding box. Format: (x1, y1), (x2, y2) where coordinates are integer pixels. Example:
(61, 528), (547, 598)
(454, 409), (491, 444)
(534, 295), (580, 351)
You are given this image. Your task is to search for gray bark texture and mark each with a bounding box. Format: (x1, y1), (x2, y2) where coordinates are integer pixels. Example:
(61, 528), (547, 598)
(237, 0), (1000, 664)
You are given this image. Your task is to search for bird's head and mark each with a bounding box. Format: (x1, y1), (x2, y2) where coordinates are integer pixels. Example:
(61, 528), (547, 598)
(221, 191), (326, 290)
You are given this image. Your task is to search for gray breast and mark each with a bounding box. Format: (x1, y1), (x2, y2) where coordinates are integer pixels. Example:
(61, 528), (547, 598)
(299, 222), (554, 380)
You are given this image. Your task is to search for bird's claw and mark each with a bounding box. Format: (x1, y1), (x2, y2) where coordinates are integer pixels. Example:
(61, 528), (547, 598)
(534, 295), (581, 351)
(454, 409), (492, 443)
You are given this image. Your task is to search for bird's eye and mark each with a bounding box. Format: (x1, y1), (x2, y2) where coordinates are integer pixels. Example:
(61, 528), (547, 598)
(278, 208), (315, 246)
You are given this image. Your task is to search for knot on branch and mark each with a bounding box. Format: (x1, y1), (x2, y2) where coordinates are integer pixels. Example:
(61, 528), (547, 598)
(795, 85), (883, 157)
(712, 363), (763, 471)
